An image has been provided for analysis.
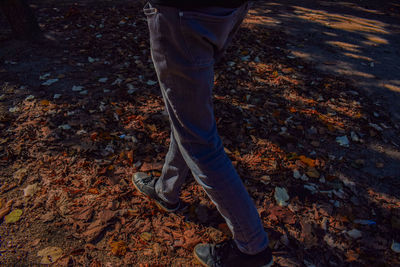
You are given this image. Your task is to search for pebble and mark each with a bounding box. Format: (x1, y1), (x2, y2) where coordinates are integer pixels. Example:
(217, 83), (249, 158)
(72, 85), (84, 92)
(42, 79), (59, 86)
(347, 229), (362, 239)
(293, 169), (301, 179)
(391, 241), (400, 253)
(336, 136), (350, 147)
(146, 80), (157, 86)
(9, 107), (19, 113)
(25, 95), (35, 101)
(274, 187), (289, 206)
(369, 123), (383, 132)
(350, 131), (359, 142)
(58, 124), (71, 130)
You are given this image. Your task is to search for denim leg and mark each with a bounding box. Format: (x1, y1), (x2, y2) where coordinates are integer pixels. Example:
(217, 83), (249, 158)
(144, 2), (268, 255)
(155, 131), (189, 204)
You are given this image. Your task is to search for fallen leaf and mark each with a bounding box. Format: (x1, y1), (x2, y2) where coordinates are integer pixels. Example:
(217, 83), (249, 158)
(267, 205), (296, 224)
(140, 232), (152, 242)
(37, 247), (63, 264)
(299, 155), (316, 167)
(140, 162), (163, 172)
(24, 183), (38, 197)
(0, 183), (18, 193)
(218, 223), (231, 236)
(41, 211), (55, 222)
(109, 240), (127, 256)
(82, 220), (108, 242)
(306, 167), (320, 178)
(0, 199), (13, 218)
(5, 209), (22, 223)
(88, 188), (99, 194)
(346, 250), (359, 262)
(40, 100), (50, 106)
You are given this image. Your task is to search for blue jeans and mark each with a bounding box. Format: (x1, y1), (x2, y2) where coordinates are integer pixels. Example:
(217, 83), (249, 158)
(144, 2), (269, 255)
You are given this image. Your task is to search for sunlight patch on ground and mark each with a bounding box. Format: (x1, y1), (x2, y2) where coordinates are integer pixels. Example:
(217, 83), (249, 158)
(335, 68), (376, 79)
(292, 6), (389, 34)
(323, 31), (338, 37)
(365, 34), (389, 45)
(368, 143), (400, 161)
(326, 41), (361, 53)
(382, 83), (400, 93)
(319, 1), (385, 15)
(342, 52), (373, 61)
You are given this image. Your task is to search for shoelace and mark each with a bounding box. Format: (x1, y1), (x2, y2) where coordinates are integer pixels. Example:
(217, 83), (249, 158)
(140, 176), (154, 184)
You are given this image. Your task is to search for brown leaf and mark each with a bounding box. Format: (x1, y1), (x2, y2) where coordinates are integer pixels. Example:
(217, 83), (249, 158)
(267, 205), (296, 224)
(140, 162), (163, 172)
(300, 219), (318, 248)
(299, 155), (316, 167)
(183, 229), (201, 250)
(0, 199), (13, 218)
(306, 167), (320, 178)
(74, 207), (93, 222)
(41, 211), (56, 222)
(82, 220), (108, 242)
(109, 240), (127, 256)
(345, 250), (359, 262)
(99, 209), (116, 223)
(88, 188), (99, 194)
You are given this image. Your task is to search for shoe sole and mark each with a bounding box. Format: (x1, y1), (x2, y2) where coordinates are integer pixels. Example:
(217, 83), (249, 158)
(193, 248), (274, 267)
(132, 176), (179, 213)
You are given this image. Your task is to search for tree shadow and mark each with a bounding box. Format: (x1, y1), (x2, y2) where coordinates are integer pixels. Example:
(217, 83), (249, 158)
(0, 0), (399, 266)
(248, 0), (400, 122)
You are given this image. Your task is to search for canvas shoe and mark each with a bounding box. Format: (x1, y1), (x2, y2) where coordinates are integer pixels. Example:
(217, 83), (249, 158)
(194, 239), (273, 267)
(132, 172), (180, 212)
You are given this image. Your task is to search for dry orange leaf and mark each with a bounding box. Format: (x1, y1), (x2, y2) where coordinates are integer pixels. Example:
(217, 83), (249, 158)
(272, 110), (280, 118)
(90, 132), (98, 141)
(299, 155), (316, 167)
(147, 124), (157, 132)
(88, 188), (99, 194)
(109, 240), (127, 256)
(306, 167), (320, 178)
(126, 150), (134, 164)
(346, 250), (359, 262)
(140, 232), (152, 242)
(40, 100), (50, 106)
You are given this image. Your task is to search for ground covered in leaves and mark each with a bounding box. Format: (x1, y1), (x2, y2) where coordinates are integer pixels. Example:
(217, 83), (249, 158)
(0, 0), (399, 266)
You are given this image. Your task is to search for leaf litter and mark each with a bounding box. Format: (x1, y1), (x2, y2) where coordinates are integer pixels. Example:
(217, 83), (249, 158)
(0, 1), (399, 266)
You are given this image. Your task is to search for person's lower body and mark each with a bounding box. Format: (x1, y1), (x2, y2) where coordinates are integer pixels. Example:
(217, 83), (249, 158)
(139, 1), (270, 260)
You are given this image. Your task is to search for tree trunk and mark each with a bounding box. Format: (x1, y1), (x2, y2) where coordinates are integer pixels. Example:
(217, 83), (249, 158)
(0, 0), (42, 40)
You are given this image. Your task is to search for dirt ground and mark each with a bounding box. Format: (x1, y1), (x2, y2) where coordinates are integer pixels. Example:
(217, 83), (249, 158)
(250, 0), (400, 121)
(0, 0), (399, 266)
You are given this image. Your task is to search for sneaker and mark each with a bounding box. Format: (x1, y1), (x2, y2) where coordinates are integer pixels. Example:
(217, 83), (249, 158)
(132, 172), (180, 212)
(194, 239), (273, 267)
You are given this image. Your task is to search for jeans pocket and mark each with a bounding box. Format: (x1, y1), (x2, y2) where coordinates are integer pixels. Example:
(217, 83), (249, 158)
(143, 2), (158, 16)
(178, 8), (238, 67)
(179, 7), (238, 22)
